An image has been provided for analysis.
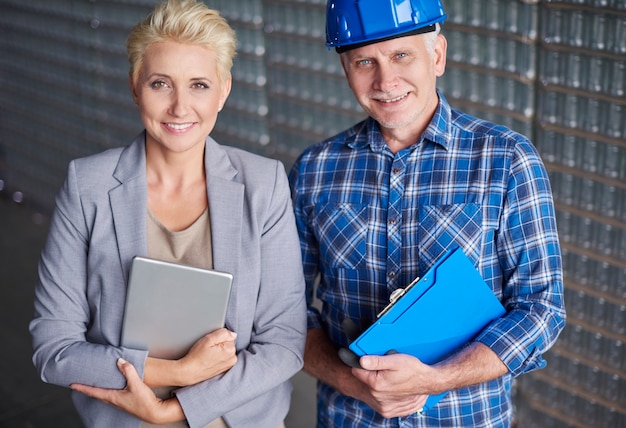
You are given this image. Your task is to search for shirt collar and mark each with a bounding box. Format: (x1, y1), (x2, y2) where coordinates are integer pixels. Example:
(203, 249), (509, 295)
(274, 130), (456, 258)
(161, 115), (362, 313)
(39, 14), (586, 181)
(346, 89), (453, 153)
(423, 90), (453, 151)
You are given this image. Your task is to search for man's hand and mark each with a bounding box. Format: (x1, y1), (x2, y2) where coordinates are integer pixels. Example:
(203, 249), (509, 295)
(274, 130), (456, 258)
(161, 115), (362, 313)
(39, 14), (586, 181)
(351, 342), (510, 418)
(305, 328), (508, 419)
(71, 358), (185, 425)
(304, 328), (428, 418)
(350, 353), (434, 418)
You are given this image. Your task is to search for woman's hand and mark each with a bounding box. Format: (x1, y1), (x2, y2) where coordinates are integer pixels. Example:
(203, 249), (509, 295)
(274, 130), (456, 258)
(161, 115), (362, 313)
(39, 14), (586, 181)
(71, 358), (185, 425)
(177, 328), (238, 385)
(143, 328), (238, 389)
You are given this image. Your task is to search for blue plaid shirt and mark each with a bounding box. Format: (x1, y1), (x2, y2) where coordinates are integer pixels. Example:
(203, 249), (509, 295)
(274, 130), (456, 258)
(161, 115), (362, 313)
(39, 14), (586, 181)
(289, 92), (566, 427)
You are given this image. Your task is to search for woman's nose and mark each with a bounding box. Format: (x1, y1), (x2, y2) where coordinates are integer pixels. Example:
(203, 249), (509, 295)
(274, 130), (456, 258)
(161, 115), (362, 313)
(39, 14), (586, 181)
(168, 90), (189, 117)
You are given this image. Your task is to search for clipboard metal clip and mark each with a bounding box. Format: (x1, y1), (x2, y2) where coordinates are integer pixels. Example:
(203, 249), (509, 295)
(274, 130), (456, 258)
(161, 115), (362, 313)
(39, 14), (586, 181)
(376, 275), (421, 319)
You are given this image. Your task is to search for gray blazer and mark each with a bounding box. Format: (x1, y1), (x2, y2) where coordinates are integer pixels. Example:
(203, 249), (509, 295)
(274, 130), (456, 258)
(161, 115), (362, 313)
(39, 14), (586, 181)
(30, 133), (307, 428)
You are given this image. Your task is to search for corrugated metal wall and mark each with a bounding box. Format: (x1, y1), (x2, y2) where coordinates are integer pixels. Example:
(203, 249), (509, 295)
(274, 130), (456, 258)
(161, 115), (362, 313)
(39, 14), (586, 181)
(0, 0), (624, 426)
(0, 0), (148, 209)
(512, 2), (626, 426)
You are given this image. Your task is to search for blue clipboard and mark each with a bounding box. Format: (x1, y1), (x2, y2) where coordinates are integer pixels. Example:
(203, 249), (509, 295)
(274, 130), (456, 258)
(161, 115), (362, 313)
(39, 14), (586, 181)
(348, 247), (506, 412)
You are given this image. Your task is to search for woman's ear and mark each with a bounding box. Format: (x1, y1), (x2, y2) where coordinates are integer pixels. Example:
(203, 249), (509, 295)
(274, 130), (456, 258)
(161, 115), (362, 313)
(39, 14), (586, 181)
(219, 74), (232, 112)
(129, 72), (139, 105)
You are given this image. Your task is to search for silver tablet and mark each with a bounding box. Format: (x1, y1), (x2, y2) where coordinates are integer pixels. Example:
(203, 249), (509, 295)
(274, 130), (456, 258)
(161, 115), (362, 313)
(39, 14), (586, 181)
(121, 256), (233, 360)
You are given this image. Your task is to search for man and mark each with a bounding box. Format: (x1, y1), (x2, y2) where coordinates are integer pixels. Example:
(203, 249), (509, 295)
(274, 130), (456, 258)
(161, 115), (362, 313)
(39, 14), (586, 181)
(288, 1), (566, 427)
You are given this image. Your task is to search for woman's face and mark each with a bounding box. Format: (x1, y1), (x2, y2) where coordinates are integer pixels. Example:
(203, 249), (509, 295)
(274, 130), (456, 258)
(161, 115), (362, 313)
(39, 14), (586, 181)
(130, 41), (231, 155)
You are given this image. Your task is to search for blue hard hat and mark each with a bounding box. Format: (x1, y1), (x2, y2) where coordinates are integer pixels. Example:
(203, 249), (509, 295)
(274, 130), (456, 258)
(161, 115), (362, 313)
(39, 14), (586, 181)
(326, 0), (447, 52)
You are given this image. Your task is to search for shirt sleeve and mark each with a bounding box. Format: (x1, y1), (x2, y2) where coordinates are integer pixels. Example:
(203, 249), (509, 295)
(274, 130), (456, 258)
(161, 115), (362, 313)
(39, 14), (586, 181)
(476, 139), (566, 377)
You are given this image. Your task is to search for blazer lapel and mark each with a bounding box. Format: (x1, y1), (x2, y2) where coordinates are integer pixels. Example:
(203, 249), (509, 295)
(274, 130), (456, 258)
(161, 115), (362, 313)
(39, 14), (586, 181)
(204, 137), (243, 277)
(110, 134), (149, 281)
(204, 137), (243, 332)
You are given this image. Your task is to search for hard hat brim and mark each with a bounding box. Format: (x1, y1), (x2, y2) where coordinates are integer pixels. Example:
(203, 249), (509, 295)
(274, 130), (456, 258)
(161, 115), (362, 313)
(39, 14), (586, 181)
(335, 24), (437, 54)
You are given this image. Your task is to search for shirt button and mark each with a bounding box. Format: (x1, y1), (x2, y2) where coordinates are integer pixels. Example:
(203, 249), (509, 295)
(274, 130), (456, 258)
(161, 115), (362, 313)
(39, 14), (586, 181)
(388, 272), (396, 278)
(393, 167), (402, 174)
(389, 218), (397, 224)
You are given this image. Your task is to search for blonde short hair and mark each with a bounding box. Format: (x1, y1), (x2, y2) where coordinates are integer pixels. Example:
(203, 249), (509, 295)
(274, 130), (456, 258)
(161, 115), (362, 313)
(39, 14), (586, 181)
(126, 0), (237, 85)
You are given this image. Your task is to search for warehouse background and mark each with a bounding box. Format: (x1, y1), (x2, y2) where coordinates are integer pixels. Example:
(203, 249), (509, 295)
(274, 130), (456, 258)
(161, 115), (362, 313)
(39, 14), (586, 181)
(0, 0), (624, 427)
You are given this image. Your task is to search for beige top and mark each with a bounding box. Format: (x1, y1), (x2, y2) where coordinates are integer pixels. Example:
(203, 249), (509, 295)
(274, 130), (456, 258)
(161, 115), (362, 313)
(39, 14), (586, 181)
(147, 208), (213, 270)
(142, 208), (224, 428)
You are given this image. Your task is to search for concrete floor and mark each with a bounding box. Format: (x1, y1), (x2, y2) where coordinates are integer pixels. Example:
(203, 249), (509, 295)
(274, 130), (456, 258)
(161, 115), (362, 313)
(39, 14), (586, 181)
(0, 195), (317, 427)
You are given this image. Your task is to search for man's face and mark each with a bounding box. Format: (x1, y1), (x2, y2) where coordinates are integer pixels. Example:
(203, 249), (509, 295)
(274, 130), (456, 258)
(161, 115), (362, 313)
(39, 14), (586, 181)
(340, 33), (447, 139)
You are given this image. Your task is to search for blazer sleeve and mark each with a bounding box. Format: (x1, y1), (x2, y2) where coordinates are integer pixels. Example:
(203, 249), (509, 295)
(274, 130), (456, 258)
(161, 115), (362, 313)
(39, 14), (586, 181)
(29, 159), (147, 389)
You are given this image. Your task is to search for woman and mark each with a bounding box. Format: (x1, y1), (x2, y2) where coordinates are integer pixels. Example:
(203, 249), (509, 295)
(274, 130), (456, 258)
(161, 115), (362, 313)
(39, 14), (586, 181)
(29, 1), (306, 427)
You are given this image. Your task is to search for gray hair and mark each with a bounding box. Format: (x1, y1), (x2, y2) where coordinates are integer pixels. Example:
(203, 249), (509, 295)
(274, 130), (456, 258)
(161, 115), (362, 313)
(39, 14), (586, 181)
(423, 23), (442, 57)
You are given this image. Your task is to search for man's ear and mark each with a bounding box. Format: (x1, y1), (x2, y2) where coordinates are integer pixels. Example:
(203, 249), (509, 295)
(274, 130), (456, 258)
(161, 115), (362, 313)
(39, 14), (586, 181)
(339, 54), (354, 90)
(434, 34), (447, 77)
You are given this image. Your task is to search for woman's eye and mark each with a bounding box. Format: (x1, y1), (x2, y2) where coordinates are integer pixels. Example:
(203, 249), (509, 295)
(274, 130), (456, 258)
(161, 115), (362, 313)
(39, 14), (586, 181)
(150, 80), (168, 89)
(192, 82), (209, 90)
